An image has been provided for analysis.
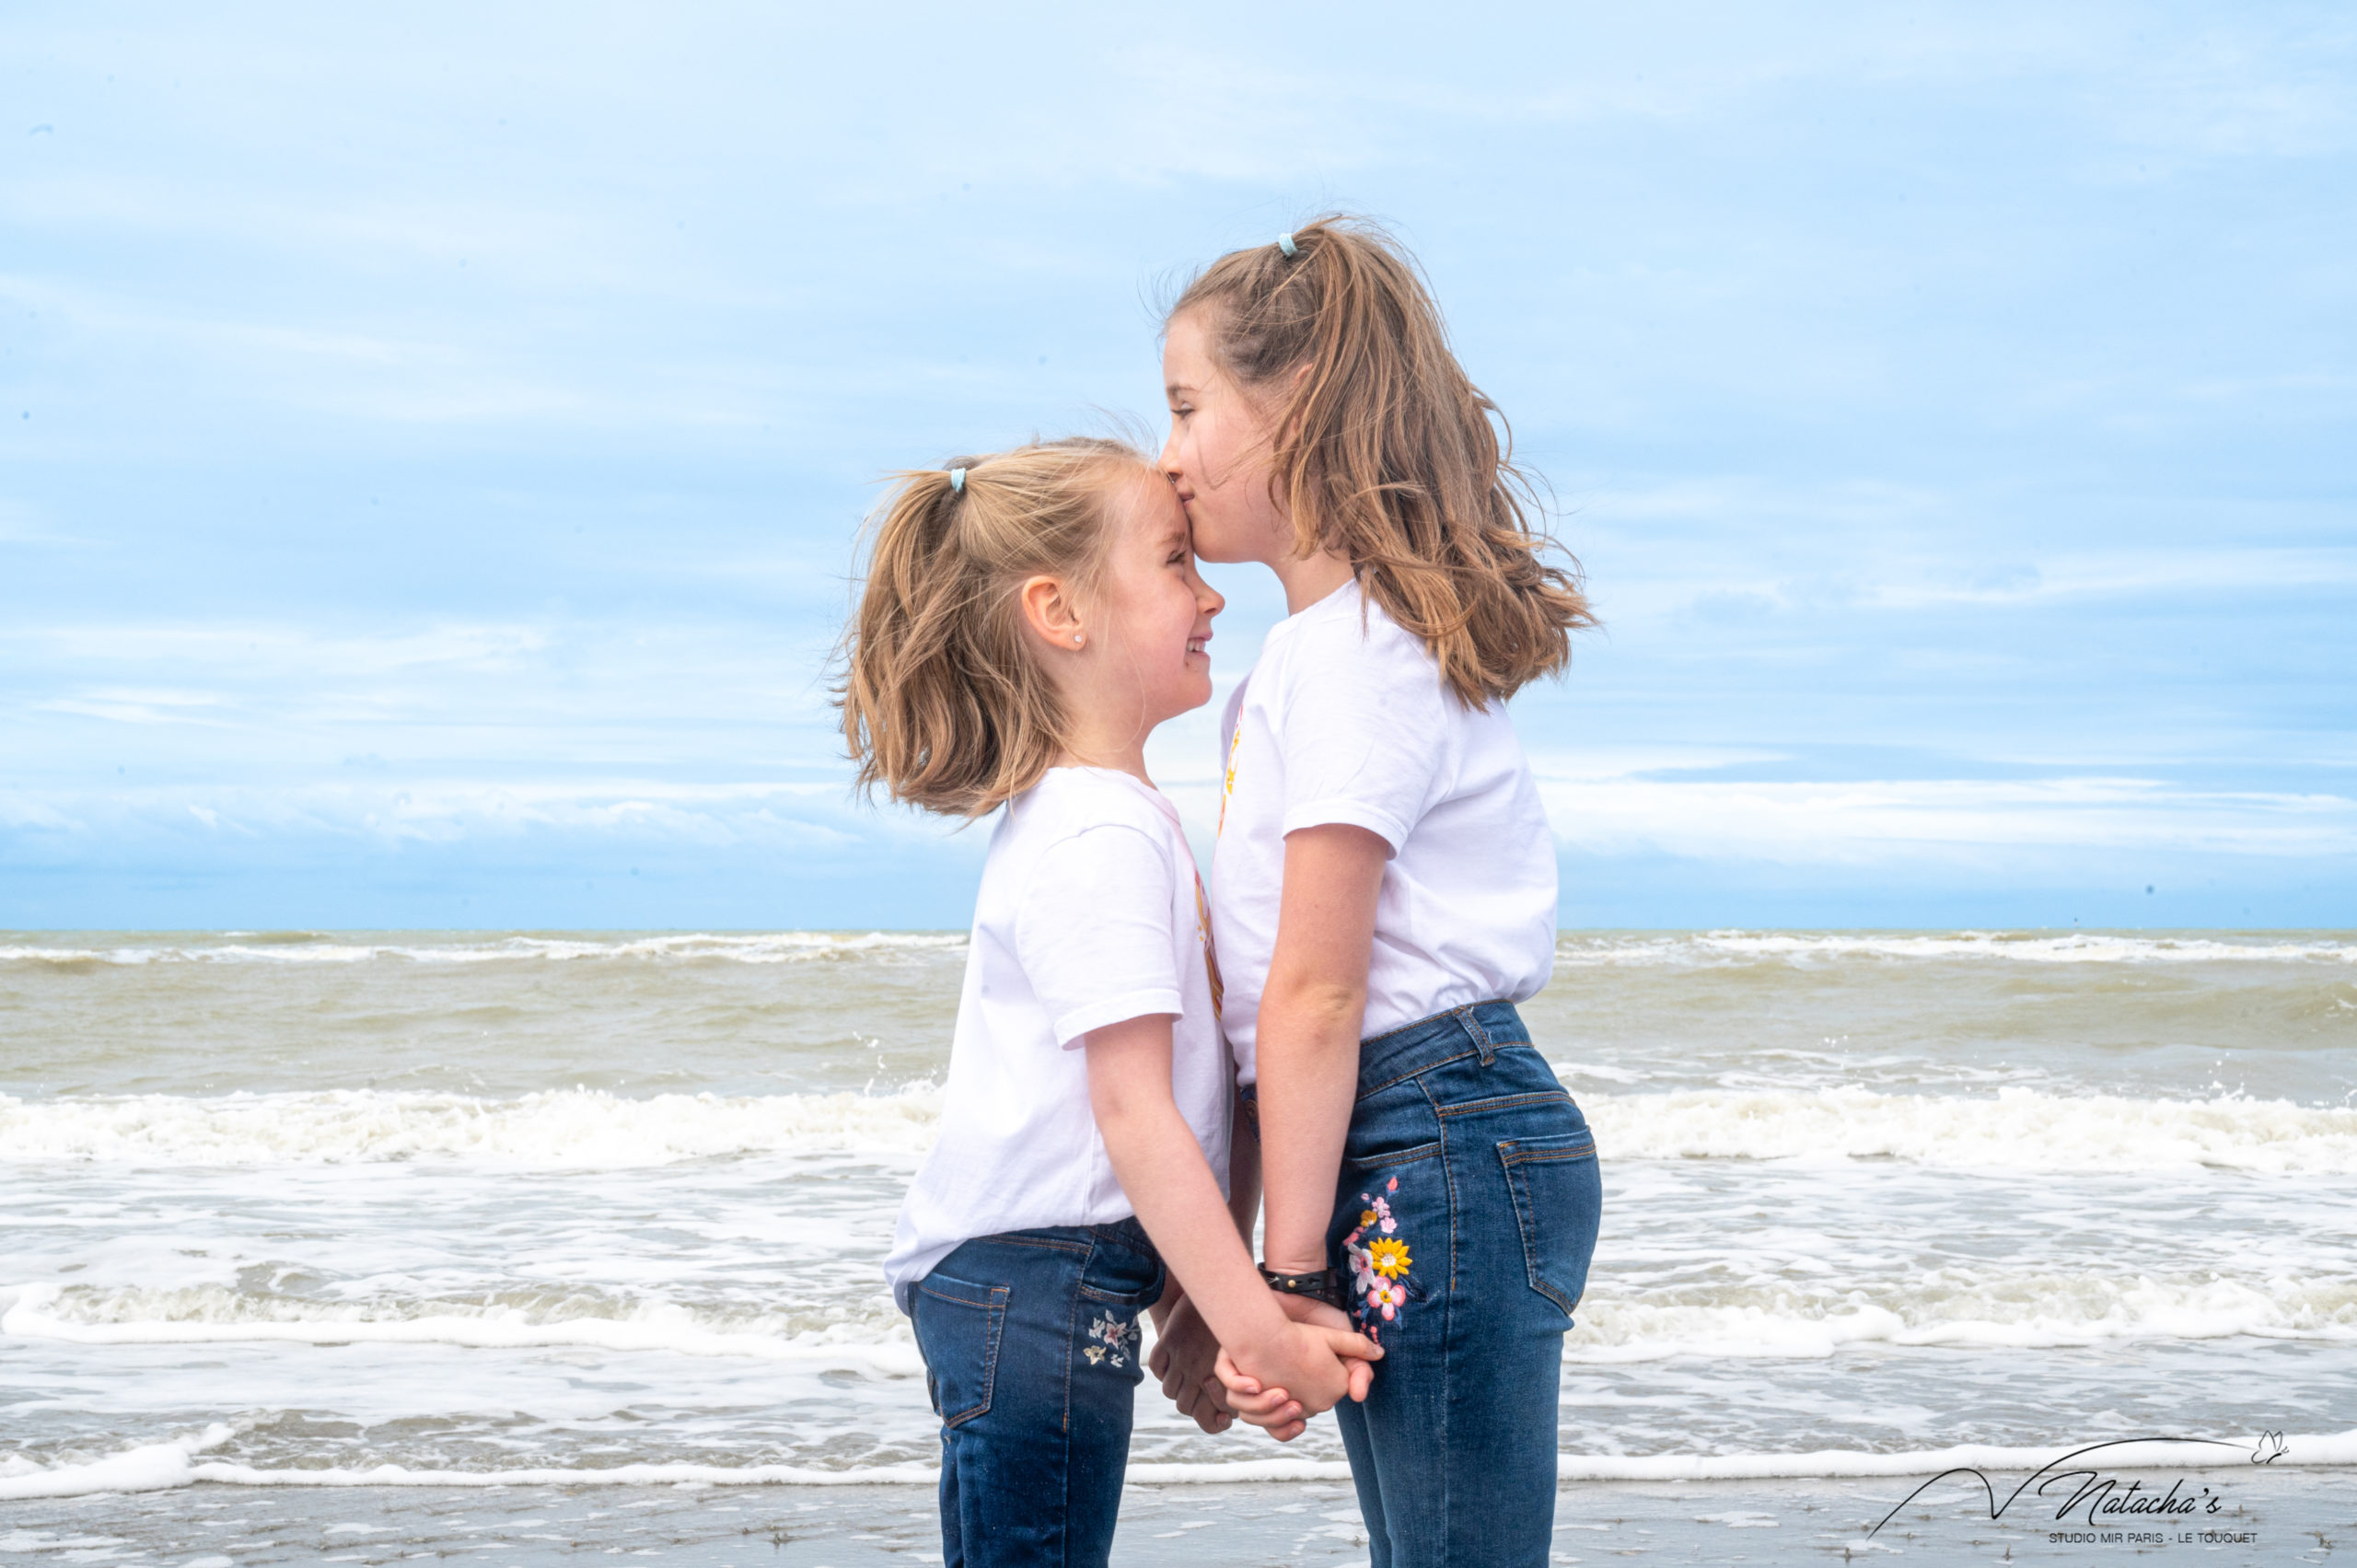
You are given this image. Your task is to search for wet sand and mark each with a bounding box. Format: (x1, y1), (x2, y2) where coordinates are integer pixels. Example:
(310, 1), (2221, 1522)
(6, 1469), (2351, 1567)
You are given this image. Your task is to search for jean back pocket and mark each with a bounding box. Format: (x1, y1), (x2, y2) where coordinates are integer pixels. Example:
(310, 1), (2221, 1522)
(1497, 1129), (1602, 1318)
(913, 1272), (1008, 1428)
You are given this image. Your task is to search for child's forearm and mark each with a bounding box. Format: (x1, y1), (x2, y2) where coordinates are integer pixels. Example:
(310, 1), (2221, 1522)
(1226, 1088), (1262, 1247)
(1148, 1272), (1186, 1331)
(1254, 824), (1384, 1274)
(1097, 1092), (1288, 1360)
(1152, 1095), (1261, 1339)
(1252, 987), (1362, 1272)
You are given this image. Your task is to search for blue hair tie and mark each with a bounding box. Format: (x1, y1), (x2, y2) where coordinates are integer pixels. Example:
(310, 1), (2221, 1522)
(1276, 232), (1298, 259)
(948, 467), (966, 494)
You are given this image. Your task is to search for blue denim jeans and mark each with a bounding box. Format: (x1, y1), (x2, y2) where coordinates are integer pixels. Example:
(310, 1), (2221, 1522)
(1291, 1001), (1603, 1568)
(909, 1218), (1167, 1568)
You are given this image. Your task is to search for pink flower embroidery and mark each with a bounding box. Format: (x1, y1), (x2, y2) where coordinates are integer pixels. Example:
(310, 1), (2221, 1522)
(1086, 1311), (1140, 1369)
(1348, 1176), (1413, 1335)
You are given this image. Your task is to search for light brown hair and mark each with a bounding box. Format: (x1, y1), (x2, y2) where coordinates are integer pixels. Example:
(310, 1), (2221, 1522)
(1168, 215), (1594, 705)
(836, 437), (1148, 817)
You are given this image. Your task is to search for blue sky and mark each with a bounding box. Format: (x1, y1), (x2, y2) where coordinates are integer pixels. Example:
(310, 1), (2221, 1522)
(4, 2), (2351, 930)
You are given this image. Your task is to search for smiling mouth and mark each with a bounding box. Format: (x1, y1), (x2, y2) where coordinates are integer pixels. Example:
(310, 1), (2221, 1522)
(1186, 636), (1210, 656)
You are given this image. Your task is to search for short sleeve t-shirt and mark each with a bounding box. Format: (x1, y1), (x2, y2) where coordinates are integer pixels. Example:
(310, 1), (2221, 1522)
(1208, 580), (1557, 1082)
(883, 767), (1231, 1312)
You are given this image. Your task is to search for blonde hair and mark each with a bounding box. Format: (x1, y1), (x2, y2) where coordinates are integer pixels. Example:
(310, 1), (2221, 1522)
(836, 436), (1148, 817)
(1168, 215), (1595, 705)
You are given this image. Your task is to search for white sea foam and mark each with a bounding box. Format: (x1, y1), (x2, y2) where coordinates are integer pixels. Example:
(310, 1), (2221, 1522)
(1, 1283), (920, 1372)
(0, 932), (966, 967)
(6, 1428), (2352, 1500)
(15, 1261), (2350, 1368)
(1554, 930), (2357, 967)
(0, 1424), (238, 1501)
(1588, 1084), (2357, 1173)
(0, 1084), (942, 1165)
(12, 929), (2345, 970)
(13, 1082), (2345, 1173)
(1566, 1271), (2357, 1361)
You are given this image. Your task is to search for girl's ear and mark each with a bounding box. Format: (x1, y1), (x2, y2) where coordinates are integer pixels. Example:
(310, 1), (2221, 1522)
(1018, 574), (1087, 654)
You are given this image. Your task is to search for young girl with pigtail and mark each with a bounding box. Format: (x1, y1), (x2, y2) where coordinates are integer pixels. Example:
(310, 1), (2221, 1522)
(1156, 219), (1606, 1567)
(841, 438), (1378, 1568)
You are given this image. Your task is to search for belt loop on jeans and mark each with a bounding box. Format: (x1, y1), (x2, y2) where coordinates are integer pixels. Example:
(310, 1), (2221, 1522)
(1455, 1004), (1497, 1065)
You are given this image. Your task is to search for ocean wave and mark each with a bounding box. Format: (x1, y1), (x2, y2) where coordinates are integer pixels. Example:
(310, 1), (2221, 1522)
(0, 932), (967, 967)
(6, 1082), (2351, 1172)
(0, 1085), (942, 1166)
(13, 929), (2347, 970)
(14, 1263), (2351, 1370)
(0, 1283), (917, 1372)
(1554, 930), (2357, 967)
(6, 1423), (2353, 1501)
(1566, 1271), (2357, 1362)
(1589, 1084), (2357, 1173)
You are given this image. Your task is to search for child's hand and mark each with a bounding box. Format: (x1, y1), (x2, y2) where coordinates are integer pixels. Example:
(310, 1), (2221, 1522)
(1146, 1294), (1235, 1434)
(1216, 1309), (1380, 1441)
(1267, 1293), (1381, 1401)
(1214, 1349), (1307, 1440)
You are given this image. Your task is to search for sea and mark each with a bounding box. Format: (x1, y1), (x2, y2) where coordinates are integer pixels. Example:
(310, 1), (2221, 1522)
(5, 928), (2356, 1513)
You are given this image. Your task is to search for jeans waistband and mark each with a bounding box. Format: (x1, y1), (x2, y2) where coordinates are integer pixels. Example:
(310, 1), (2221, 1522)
(1353, 1000), (1529, 1099)
(986, 1214), (1157, 1261)
(1237, 1000), (1530, 1114)
(1091, 1214), (1155, 1255)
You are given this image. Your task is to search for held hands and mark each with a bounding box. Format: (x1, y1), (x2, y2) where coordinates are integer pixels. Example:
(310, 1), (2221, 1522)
(1146, 1294), (1236, 1434)
(1214, 1294), (1379, 1443)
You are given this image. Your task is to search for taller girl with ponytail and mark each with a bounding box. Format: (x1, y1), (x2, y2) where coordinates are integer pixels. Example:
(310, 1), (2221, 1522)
(1162, 218), (1604, 1568)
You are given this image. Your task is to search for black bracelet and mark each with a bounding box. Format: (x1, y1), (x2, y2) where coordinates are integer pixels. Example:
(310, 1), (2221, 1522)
(1259, 1265), (1347, 1312)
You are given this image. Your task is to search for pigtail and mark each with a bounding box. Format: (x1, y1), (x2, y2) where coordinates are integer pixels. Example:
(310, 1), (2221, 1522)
(1169, 217), (1596, 706)
(835, 439), (1143, 818)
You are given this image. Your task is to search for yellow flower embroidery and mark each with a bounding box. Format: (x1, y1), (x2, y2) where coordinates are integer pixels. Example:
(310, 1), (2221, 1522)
(1368, 1237), (1411, 1279)
(1359, 1209), (1380, 1229)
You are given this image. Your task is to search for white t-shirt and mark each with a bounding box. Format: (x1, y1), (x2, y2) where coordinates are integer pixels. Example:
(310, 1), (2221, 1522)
(1209, 579), (1557, 1082)
(884, 767), (1231, 1312)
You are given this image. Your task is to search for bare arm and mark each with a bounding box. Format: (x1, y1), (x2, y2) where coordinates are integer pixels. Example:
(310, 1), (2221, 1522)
(1226, 1084), (1262, 1245)
(1152, 1091), (1260, 1327)
(1086, 1014), (1376, 1418)
(1147, 1086), (1266, 1434)
(1251, 824), (1388, 1274)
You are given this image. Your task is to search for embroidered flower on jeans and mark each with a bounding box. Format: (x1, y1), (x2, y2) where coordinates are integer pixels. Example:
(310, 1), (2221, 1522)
(1085, 1310), (1141, 1370)
(1345, 1179), (1417, 1343)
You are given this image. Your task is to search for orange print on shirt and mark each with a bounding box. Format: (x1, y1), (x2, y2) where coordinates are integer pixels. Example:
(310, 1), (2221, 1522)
(1193, 871), (1225, 1018)
(1217, 721), (1242, 838)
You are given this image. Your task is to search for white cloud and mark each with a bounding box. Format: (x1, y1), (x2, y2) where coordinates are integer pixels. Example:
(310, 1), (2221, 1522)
(36, 688), (234, 726)
(0, 775), (910, 855)
(1537, 771), (2357, 865)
